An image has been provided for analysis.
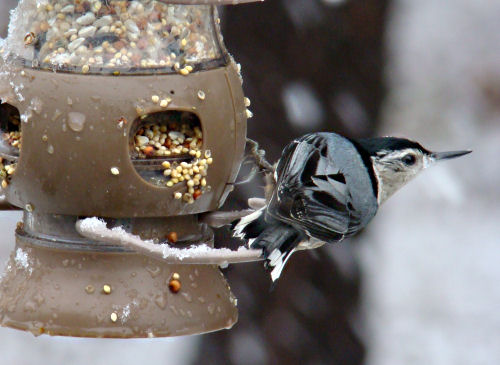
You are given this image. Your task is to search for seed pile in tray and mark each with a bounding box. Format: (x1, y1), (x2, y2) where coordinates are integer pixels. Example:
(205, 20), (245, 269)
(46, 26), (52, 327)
(18, 0), (221, 74)
(133, 113), (212, 204)
(134, 118), (203, 159)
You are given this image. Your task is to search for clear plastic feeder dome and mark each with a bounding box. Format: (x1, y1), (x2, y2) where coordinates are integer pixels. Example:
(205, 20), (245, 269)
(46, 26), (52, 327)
(9, 1), (225, 74)
(0, 0), (261, 338)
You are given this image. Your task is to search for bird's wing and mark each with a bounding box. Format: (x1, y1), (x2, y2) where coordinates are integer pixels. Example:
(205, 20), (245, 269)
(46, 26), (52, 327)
(268, 133), (363, 243)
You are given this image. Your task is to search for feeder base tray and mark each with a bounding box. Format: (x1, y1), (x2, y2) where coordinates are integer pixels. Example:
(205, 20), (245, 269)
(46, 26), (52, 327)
(0, 238), (238, 338)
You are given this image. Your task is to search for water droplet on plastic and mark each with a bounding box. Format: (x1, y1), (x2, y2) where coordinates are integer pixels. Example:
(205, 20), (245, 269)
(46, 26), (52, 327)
(96, 313), (105, 323)
(30, 97), (43, 114)
(169, 305), (179, 316)
(145, 265), (161, 278)
(154, 293), (167, 309)
(68, 112), (86, 132)
(181, 292), (192, 303)
(24, 301), (36, 312)
(52, 109), (62, 122)
(33, 292), (44, 305)
(20, 110), (32, 123)
(207, 303), (215, 315)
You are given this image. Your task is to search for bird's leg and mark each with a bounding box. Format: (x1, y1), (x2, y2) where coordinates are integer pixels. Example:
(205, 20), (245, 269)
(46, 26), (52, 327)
(232, 138), (274, 186)
(246, 138), (274, 174)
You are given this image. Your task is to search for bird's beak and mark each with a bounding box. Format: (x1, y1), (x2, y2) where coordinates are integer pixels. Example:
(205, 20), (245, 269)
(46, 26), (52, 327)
(431, 150), (472, 161)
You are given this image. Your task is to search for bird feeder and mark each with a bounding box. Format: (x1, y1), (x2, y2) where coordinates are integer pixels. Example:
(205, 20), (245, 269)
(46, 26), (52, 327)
(0, 0), (261, 338)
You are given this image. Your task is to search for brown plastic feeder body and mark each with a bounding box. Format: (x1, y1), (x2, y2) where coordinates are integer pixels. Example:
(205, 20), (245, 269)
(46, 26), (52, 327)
(1, 237), (238, 338)
(6, 63), (246, 217)
(0, 1), (257, 338)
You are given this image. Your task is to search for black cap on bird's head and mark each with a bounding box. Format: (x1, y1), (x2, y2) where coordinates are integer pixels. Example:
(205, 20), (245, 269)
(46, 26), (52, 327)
(357, 137), (430, 157)
(354, 136), (471, 204)
(357, 136), (471, 162)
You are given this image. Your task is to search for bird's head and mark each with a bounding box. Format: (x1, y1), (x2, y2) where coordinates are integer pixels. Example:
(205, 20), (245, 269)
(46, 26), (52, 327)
(357, 137), (471, 204)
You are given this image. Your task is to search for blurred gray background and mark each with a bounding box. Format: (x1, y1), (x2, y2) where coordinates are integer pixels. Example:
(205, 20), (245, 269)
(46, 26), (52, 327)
(1, 0), (499, 364)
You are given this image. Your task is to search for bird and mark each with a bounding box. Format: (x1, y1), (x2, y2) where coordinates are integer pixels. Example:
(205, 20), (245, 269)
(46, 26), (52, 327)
(232, 132), (471, 282)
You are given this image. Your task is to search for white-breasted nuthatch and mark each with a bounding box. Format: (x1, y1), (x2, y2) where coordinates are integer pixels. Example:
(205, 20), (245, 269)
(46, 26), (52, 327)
(233, 132), (471, 282)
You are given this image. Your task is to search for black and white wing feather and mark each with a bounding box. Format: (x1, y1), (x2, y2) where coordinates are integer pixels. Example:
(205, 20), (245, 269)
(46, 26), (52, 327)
(232, 132), (378, 282)
(267, 133), (378, 242)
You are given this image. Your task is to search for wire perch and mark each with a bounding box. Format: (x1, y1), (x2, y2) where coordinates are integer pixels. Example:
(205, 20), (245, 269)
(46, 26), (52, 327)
(76, 217), (263, 265)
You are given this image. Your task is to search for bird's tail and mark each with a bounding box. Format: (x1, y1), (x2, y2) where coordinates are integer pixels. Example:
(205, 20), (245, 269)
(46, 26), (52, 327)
(232, 206), (268, 244)
(232, 209), (304, 282)
(252, 224), (304, 282)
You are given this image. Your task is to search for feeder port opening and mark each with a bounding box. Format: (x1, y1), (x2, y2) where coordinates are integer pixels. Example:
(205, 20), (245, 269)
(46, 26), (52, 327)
(0, 101), (21, 188)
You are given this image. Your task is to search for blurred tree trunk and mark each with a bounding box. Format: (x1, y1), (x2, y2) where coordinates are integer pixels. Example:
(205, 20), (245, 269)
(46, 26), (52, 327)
(193, 0), (390, 364)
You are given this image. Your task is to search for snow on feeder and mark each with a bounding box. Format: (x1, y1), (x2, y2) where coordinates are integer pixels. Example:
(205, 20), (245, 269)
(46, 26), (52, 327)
(0, 0), (262, 338)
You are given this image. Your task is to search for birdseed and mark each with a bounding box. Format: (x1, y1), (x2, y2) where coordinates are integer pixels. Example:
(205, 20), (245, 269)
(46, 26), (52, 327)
(103, 284), (112, 294)
(10, 1), (222, 75)
(132, 111), (211, 204)
(0, 122), (21, 188)
(168, 279), (181, 293)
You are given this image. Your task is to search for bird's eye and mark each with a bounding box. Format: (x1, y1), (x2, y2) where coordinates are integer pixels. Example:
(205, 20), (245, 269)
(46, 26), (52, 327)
(402, 154), (416, 166)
